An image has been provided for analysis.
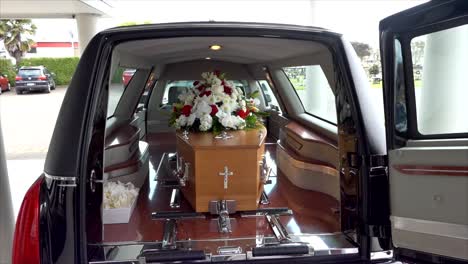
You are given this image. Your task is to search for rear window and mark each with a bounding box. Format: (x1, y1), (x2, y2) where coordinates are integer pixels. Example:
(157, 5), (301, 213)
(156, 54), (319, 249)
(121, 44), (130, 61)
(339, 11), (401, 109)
(162, 80), (248, 105)
(18, 69), (41, 76)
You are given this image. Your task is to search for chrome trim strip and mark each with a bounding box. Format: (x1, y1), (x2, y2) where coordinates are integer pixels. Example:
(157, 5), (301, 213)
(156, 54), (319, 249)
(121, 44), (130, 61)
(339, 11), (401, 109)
(169, 188), (181, 208)
(400, 168), (468, 173)
(266, 215), (290, 242)
(44, 173), (77, 187)
(391, 216), (468, 240)
(370, 250), (393, 261)
(154, 152), (167, 181)
(162, 219), (177, 249)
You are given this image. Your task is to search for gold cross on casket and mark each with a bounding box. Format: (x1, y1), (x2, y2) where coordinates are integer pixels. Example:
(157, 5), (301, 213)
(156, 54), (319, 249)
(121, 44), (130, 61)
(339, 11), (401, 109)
(219, 166), (234, 189)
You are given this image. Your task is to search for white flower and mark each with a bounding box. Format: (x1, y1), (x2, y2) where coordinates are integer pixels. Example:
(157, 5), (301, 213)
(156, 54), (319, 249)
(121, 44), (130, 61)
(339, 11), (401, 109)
(220, 114), (241, 129)
(212, 84), (223, 95)
(220, 103), (232, 113)
(201, 72), (210, 80)
(103, 181), (139, 209)
(240, 100), (246, 110)
(175, 115), (187, 129)
(187, 113), (197, 126)
(235, 116), (246, 129)
(208, 95), (219, 104)
(211, 76), (222, 86)
(216, 110), (227, 119)
(199, 114), (213, 131)
(194, 100), (212, 117)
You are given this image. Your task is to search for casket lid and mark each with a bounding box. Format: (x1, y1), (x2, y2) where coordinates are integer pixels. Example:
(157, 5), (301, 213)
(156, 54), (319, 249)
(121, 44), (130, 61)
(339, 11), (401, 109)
(176, 126), (267, 149)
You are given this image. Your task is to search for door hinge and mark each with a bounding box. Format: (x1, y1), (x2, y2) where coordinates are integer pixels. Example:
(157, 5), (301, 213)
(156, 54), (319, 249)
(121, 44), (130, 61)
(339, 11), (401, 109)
(367, 154), (388, 168)
(90, 169), (104, 192)
(347, 153), (388, 169)
(363, 224), (391, 238)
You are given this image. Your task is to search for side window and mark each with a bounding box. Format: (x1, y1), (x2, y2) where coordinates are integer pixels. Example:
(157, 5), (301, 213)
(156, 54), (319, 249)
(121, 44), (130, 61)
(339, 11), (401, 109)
(410, 24), (468, 135)
(258, 80), (280, 111)
(107, 67), (137, 117)
(283, 65), (336, 124)
(394, 39), (407, 134)
(138, 72), (157, 107)
(161, 80), (193, 107)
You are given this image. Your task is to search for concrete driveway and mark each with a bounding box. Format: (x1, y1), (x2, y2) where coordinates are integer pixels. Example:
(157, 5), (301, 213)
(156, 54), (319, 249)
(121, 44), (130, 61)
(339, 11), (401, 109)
(1, 87), (67, 159)
(1, 86), (67, 216)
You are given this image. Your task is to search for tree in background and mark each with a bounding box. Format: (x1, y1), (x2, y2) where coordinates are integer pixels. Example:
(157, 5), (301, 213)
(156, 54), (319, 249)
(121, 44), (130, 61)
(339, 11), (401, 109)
(351, 41), (371, 61)
(368, 64), (380, 77)
(119, 21), (152, 27)
(0, 19), (37, 64)
(411, 40), (425, 66)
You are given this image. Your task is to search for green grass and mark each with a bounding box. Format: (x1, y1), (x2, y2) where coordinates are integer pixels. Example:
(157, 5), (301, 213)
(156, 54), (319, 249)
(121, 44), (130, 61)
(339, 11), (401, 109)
(370, 80), (422, 89)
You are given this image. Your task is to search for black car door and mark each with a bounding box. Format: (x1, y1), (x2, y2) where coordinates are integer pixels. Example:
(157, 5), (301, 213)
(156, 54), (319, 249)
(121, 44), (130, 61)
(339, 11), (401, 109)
(380, 1), (468, 263)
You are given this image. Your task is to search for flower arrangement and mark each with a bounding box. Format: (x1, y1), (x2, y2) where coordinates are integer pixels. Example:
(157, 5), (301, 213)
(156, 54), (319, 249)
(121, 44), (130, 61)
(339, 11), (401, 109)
(103, 181), (139, 209)
(170, 70), (268, 133)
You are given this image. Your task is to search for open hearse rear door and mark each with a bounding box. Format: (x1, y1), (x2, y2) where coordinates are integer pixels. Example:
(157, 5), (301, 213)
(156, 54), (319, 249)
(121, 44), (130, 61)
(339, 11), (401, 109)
(380, 0), (468, 263)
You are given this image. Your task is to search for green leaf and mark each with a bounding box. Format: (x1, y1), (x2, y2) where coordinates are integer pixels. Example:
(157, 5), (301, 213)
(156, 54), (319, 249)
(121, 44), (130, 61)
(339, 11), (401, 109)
(248, 90), (260, 98)
(245, 114), (257, 129)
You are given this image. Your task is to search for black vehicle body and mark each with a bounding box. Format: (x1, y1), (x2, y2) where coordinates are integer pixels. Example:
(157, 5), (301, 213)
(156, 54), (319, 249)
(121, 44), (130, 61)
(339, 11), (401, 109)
(15, 66), (56, 94)
(12, 1), (468, 263)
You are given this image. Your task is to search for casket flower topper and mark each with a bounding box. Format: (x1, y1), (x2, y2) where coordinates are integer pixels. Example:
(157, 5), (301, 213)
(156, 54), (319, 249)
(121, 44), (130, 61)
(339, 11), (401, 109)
(170, 70), (268, 133)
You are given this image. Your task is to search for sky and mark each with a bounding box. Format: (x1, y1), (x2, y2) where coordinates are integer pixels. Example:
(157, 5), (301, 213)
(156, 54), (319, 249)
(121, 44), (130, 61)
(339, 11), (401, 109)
(32, 0), (426, 48)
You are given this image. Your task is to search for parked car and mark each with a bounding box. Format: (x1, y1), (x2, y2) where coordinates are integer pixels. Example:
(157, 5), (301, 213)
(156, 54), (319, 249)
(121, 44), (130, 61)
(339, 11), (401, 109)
(0, 73), (11, 93)
(15, 66), (56, 94)
(8, 1), (468, 264)
(122, 69), (136, 86)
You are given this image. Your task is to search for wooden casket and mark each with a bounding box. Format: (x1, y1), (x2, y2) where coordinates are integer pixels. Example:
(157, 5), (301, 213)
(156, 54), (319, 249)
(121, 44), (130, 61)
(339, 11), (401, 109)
(176, 126), (267, 212)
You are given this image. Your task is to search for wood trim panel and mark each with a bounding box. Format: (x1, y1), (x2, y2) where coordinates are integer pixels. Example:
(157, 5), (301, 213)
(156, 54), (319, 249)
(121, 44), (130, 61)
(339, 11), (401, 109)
(393, 164), (468, 177)
(285, 122), (337, 150)
(278, 141), (337, 169)
(104, 153), (139, 173)
(105, 125), (141, 150)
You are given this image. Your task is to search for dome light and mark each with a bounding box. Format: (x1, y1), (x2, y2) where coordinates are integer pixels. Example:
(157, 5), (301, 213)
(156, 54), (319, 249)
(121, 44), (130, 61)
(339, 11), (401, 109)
(209, 45), (222, 51)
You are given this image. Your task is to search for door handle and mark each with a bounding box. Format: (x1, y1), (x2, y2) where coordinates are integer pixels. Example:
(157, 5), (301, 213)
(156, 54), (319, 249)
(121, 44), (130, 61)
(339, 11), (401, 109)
(89, 169), (104, 192)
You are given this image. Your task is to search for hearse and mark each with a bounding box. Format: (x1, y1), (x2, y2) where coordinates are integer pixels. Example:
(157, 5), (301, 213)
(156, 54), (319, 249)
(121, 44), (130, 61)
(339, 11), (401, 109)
(10, 1), (468, 263)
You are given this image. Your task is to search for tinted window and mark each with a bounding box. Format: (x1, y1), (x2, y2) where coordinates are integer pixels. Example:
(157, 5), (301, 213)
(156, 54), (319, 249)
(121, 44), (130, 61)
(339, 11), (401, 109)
(411, 24), (468, 135)
(283, 65), (336, 124)
(107, 67), (137, 117)
(18, 69), (41, 76)
(258, 80), (280, 111)
(162, 80), (248, 106)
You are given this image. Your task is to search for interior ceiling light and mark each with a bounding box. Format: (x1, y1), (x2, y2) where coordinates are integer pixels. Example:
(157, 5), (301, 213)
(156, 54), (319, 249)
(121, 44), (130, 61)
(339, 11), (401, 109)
(209, 44), (222, 51)
(205, 57), (211, 60)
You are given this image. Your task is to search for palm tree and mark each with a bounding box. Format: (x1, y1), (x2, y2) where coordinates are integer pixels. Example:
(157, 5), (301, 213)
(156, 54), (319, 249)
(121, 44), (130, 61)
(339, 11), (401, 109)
(0, 19), (37, 64)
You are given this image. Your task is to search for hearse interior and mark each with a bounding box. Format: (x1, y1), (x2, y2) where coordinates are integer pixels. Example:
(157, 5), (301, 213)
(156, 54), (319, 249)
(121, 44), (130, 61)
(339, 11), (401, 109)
(90, 34), (371, 263)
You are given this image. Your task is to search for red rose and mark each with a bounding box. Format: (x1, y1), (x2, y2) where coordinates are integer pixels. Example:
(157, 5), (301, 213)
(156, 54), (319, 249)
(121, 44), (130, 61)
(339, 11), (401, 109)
(181, 105), (192, 117)
(193, 80), (200, 86)
(223, 85), (232, 95)
(214, 70), (221, 77)
(237, 109), (250, 119)
(210, 105), (218, 116)
(197, 84), (205, 92)
(173, 106), (177, 112)
(200, 90), (212, 97)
